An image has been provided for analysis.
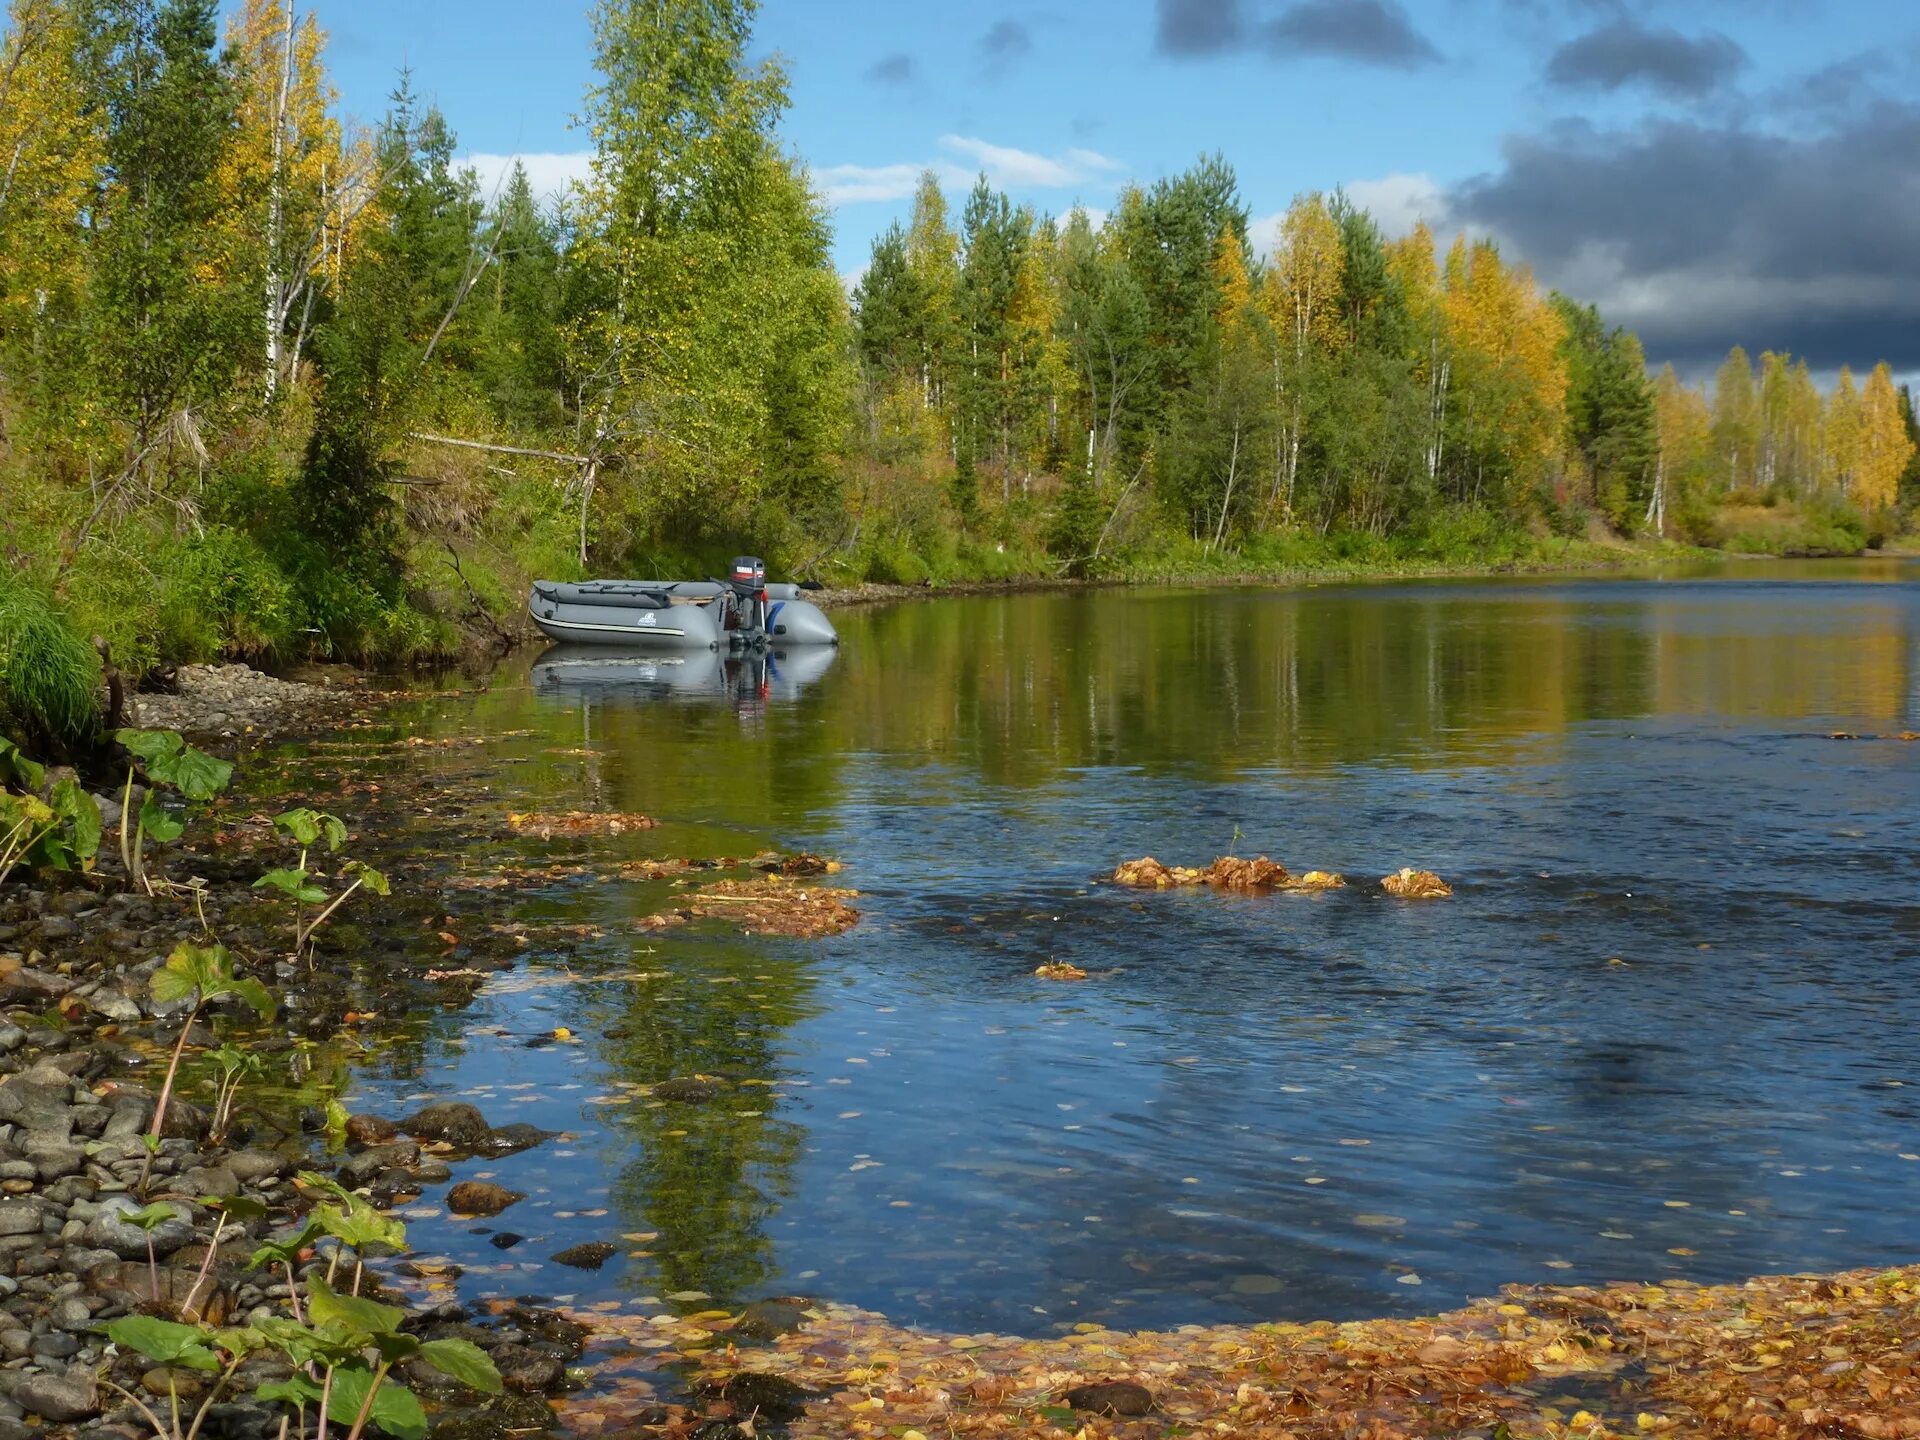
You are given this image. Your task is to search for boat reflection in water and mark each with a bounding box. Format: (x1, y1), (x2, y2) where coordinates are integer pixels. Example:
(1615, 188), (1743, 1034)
(530, 644), (839, 713)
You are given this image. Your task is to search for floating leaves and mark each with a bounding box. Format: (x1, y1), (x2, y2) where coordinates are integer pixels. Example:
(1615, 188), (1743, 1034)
(1034, 962), (1088, 981)
(1111, 856), (1347, 893)
(506, 810), (657, 837)
(643, 874), (860, 939)
(1381, 867), (1452, 898)
(559, 1264), (1920, 1438)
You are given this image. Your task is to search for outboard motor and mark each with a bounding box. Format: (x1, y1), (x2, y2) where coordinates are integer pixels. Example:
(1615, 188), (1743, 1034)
(724, 556), (769, 643)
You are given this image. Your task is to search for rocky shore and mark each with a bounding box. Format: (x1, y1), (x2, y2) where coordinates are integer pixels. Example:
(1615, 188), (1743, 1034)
(124, 665), (356, 742)
(0, 866), (587, 1440)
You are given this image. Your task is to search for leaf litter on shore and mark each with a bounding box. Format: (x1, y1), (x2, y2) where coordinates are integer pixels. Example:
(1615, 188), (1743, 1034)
(554, 1264), (1920, 1438)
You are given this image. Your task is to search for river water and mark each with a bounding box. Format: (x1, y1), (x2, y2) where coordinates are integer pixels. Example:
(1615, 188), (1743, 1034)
(259, 561), (1920, 1337)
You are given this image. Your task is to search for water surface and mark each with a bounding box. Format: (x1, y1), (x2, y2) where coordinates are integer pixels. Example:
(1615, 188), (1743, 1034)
(261, 561), (1920, 1335)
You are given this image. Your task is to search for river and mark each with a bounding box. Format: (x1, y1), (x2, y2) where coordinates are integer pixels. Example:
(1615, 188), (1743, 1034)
(247, 559), (1920, 1340)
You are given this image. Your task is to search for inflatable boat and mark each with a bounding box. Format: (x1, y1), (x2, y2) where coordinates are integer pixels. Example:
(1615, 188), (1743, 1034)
(527, 557), (837, 650)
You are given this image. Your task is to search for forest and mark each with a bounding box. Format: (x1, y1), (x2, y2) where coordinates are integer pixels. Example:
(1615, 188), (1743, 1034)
(2, 0), (1918, 750)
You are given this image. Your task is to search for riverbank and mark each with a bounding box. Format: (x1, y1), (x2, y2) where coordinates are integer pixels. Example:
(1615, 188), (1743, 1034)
(809, 533), (1699, 609)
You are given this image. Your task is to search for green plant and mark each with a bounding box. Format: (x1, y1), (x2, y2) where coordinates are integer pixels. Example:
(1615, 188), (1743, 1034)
(254, 809), (389, 958)
(101, 1174), (500, 1440)
(143, 942), (275, 1189)
(116, 1201), (186, 1305)
(206, 1044), (264, 1144)
(0, 576), (100, 754)
(113, 729), (234, 891)
(0, 737), (102, 883)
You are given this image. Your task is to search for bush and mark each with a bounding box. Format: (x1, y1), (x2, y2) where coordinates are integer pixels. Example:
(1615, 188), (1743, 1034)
(0, 578), (100, 754)
(158, 526), (298, 660)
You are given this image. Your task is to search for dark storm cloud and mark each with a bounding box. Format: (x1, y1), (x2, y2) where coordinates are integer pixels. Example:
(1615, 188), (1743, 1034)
(1266, 0), (1440, 66)
(1157, 0), (1245, 54)
(1447, 104), (1920, 371)
(979, 18), (1033, 73)
(1153, 0), (1441, 68)
(1545, 20), (1745, 97)
(866, 52), (914, 85)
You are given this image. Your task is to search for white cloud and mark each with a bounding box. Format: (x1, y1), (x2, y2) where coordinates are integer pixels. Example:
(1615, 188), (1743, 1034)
(1246, 172), (1447, 259)
(1343, 171), (1446, 238)
(464, 151), (595, 204)
(818, 136), (1124, 206)
(816, 161), (933, 205)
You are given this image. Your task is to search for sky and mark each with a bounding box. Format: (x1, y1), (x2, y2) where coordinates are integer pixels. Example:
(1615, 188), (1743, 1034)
(265, 0), (1920, 380)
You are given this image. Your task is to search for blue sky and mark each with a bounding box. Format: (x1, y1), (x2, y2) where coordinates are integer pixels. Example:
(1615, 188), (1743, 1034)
(256, 0), (1920, 376)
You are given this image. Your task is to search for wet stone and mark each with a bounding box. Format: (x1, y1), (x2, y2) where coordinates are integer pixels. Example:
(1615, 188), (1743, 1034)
(447, 1182), (522, 1217)
(345, 1114), (397, 1146)
(482, 1123), (555, 1155)
(400, 1103), (491, 1150)
(488, 1232), (524, 1250)
(1065, 1381), (1154, 1416)
(698, 1373), (817, 1423)
(735, 1298), (813, 1340)
(550, 1242), (616, 1270)
(490, 1344), (565, 1393)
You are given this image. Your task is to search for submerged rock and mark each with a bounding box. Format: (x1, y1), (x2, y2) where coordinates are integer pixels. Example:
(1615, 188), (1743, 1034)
(446, 1182), (523, 1217)
(697, 1373), (817, 1423)
(550, 1242), (616, 1270)
(401, 1102), (492, 1149)
(482, 1123), (555, 1155)
(734, 1298), (813, 1340)
(652, 1076), (722, 1103)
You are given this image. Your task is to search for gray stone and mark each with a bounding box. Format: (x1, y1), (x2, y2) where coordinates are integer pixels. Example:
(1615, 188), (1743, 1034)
(49, 1298), (91, 1331)
(0, 1028), (21, 1055)
(13, 1370), (99, 1423)
(226, 1150), (286, 1184)
(338, 1142), (419, 1189)
(103, 1101), (150, 1140)
(0, 1201), (46, 1238)
(23, 1136), (85, 1181)
(85, 1194), (196, 1259)
(176, 1164), (239, 1197)
(89, 992), (143, 1026)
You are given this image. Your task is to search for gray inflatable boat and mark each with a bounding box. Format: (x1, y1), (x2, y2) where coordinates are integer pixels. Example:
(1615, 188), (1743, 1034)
(527, 557), (837, 651)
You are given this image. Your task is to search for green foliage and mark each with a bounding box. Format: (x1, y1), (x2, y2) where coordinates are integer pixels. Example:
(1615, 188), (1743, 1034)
(0, 576), (100, 754)
(255, 809), (388, 957)
(114, 727), (232, 888)
(150, 941), (275, 1020)
(0, 740), (100, 882)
